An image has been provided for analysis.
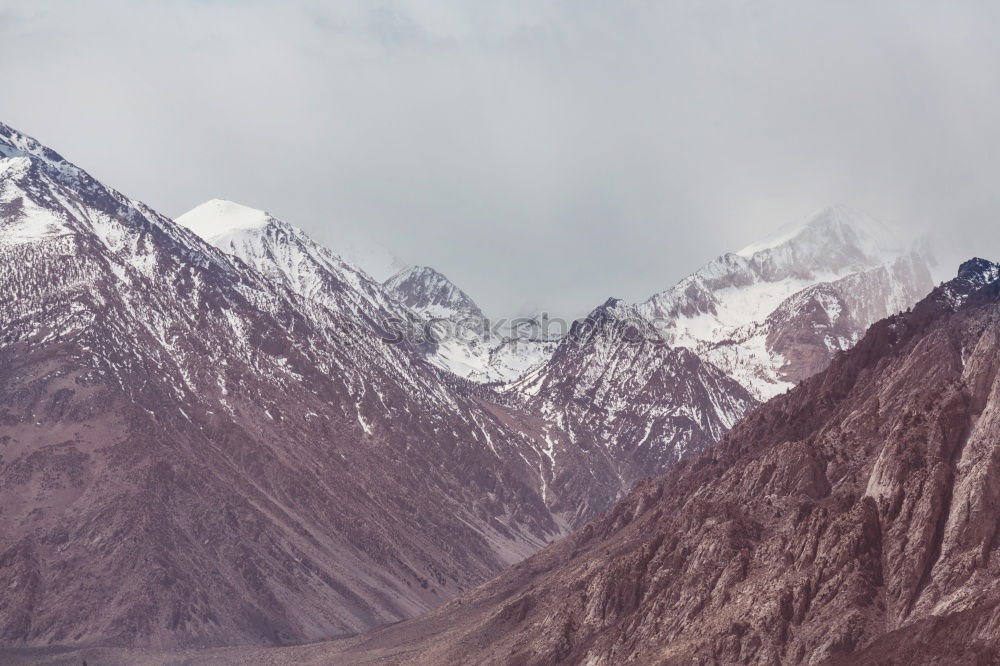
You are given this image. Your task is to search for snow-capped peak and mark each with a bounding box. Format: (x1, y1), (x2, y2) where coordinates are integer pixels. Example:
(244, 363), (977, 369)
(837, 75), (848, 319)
(177, 199), (408, 282)
(175, 199), (421, 327)
(176, 199), (276, 242)
(384, 265), (485, 321)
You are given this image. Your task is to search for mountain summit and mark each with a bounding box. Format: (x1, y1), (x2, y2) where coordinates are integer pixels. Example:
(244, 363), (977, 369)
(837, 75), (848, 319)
(177, 199), (422, 342)
(176, 199), (275, 241)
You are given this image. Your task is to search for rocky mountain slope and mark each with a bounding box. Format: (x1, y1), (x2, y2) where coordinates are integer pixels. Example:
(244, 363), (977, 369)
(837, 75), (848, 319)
(176, 199), (626, 523)
(0, 122), (586, 649)
(0, 119), (949, 660)
(514, 298), (757, 485)
(176, 198), (755, 523)
(310, 258), (1000, 665)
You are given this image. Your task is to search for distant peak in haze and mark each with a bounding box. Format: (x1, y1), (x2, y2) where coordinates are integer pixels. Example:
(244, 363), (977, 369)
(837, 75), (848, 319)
(734, 203), (904, 260)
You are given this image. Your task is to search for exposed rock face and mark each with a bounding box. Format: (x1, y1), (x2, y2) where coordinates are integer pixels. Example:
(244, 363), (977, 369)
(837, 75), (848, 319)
(314, 259), (1000, 665)
(0, 123), (578, 649)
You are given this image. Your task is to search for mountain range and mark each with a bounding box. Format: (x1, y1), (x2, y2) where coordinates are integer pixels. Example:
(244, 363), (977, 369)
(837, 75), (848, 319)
(0, 121), (957, 661)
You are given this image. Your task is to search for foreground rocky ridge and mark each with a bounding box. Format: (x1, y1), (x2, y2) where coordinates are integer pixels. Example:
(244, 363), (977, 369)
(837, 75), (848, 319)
(299, 258), (1000, 665)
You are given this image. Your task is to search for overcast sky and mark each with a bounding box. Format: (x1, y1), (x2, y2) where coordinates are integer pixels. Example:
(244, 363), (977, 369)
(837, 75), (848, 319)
(2, 1), (999, 317)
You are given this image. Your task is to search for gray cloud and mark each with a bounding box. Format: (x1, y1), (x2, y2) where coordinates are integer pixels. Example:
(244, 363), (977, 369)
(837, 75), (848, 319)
(2, 0), (999, 317)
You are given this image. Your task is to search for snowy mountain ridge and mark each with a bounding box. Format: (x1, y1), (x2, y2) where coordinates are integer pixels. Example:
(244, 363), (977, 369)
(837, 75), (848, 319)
(176, 204), (559, 385)
(733, 203), (903, 260)
(635, 203), (933, 399)
(641, 204), (913, 328)
(507, 204), (934, 485)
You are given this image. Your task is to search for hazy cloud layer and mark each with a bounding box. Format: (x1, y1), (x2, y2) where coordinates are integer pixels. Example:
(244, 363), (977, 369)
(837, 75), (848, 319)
(2, 0), (998, 316)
